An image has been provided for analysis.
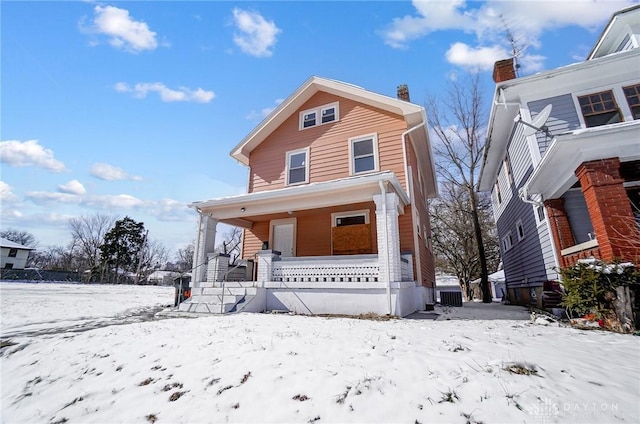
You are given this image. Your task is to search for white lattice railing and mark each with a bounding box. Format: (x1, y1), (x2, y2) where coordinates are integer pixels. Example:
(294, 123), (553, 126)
(272, 254), (380, 283)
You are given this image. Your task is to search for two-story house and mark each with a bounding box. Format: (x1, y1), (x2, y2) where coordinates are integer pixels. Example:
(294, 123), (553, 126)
(182, 76), (438, 316)
(478, 4), (640, 306)
(0, 237), (34, 270)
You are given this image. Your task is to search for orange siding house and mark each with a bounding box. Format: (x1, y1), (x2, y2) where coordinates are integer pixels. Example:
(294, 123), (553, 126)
(184, 77), (438, 317)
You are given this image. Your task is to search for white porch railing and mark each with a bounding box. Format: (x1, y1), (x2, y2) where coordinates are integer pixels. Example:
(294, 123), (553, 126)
(272, 254), (380, 283)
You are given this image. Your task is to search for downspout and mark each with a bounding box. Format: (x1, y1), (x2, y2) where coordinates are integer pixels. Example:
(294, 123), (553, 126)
(379, 180), (392, 316)
(401, 122), (426, 202)
(519, 188), (562, 273)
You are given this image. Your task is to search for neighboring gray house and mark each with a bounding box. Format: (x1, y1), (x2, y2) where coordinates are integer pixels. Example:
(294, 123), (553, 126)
(0, 237), (34, 270)
(478, 5), (640, 306)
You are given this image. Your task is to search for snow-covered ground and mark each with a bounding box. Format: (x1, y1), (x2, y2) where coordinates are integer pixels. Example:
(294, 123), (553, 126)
(1, 282), (639, 423)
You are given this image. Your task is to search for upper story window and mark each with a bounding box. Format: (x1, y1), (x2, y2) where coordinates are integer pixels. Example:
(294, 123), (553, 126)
(504, 155), (514, 185)
(8, 248), (18, 258)
(285, 148), (309, 186)
(502, 232), (513, 252)
(516, 219), (525, 241)
(349, 134), (379, 175)
(494, 181), (502, 205)
(299, 102), (339, 130)
(577, 90), (622, 127)
(623, 84), (640, 120)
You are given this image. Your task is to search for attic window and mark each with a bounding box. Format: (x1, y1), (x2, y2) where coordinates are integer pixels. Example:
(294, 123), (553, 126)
(8, 248), (18, 257)
(623, 84), (640, 120)
(578, 90), (622, 127)
(299, 102), (339, 130)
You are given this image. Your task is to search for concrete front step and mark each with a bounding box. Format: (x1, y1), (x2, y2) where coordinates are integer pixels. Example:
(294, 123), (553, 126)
(189, 294), (242, 304)
(178, 301), (236, 314)
(191, 287), (255, 296)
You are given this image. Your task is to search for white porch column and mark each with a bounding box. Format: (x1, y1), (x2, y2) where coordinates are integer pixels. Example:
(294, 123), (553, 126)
(207, 253), (229, 283)
(192, 214), (218, 283)
(373, 192), (402, 283)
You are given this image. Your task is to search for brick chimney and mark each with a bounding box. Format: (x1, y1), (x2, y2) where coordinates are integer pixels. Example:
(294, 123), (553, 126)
(493, 58), (516, 83)
(397, 84), (410, 102)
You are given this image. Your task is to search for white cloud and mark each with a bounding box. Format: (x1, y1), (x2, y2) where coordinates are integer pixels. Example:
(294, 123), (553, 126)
(0, 180), (17, 202)
(246, 98), (284, 120)
(26, 191), (81, 205)
(58, 180), (87, 195)
(0, 139), (67, 172)
(115, 82), (215, 103)
(382, 0), (635, 72)
(91, 163), (142, 181)
(445, 42), (509, 71)
(82, 194), (146, 209)
(232, 8), (281, 57)
(84, 5), (158, 53)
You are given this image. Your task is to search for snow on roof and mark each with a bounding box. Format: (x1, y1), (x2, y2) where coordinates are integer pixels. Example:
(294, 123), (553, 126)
(0, 237), (34, 250)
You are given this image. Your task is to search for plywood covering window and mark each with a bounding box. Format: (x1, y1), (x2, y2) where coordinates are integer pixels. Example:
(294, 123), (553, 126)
(623, 84), (640, 120)
(331, 210), (372, 255)
(285, 148), (309, 186)
(299, 102), (339, 130)
(577, 90), (622, 127)
(349, 133), (379, 175)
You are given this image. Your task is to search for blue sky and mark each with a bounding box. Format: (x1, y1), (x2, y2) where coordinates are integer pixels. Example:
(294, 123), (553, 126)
(1, 0), (636, 255)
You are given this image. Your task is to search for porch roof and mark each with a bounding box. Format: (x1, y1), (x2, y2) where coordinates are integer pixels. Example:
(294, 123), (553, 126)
(190, 171), (409, 226)
(522, 120), (640, 200)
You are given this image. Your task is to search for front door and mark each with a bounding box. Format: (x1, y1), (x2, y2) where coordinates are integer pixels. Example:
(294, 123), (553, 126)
(271, 218), (296, 257)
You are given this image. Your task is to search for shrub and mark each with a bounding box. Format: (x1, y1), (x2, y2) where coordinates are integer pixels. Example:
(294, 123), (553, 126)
(558, 259), (638, 320)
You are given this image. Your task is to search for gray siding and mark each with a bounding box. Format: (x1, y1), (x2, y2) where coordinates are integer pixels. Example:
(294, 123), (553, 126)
(563, 189), (594, 244)
(528, 95), (580, 155)
(495, 122), (558, 288)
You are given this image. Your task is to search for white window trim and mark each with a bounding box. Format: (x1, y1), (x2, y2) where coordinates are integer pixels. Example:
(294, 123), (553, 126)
(285, 147), (309, 186)
(299, 102), (339, 130)
(331, 210), (370, 227)
(515, 219), (525, 241)
(502, 231), (513, 252)
(349, 133), (380, 175)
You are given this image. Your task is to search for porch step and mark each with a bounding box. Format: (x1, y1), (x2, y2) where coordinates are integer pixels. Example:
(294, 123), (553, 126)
(178, 288), (254, 314)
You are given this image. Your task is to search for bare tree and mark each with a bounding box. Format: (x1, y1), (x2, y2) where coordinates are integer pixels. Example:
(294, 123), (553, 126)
(0, 228), (38, 248)
(174, 242), (194, 273)
(215, 226), (242, 265)
(135, 237), (170, 284)
(427, 73), (495, 302)
(69, 213), (117, 281)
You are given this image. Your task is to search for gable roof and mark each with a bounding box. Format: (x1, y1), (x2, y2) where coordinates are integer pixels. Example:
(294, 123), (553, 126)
(588, 4), (640, 60)
(0, 237), (34, 250)
(230, 76), (427, 166)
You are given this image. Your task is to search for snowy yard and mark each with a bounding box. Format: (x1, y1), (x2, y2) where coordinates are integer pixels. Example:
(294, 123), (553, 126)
(1, 282), (639, 423)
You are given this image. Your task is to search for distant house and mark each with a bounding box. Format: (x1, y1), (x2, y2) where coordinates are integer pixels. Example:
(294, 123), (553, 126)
(0, 237), (34, 270)
(478, 5), (640, 306)
(183, 76), (438, 316)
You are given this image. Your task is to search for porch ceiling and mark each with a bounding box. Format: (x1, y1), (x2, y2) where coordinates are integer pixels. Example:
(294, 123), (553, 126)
(191, 171), (409, 225)
(523, 120), (640, 200)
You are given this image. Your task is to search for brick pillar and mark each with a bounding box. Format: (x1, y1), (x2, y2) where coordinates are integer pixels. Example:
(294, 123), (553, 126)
(576, 158), (639, 262)
(373, 192), (402, 282)
(544, 198), (575, 268)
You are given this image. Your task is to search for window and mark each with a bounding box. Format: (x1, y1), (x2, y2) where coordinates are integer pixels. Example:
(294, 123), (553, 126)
(534, 205), (546, 225)
(578, 90), (622, 127)
(495, 182), (502, 204)
(4, 263), (13, 269)
(8, 248), (17, 258)
(504, 155), (514, 185)
(502, 232), (513, 252)
(321, 105), (336, 123)
(516, 220), (525, 241)
(623, 84), (640, 120)
(349, 134), (378, 175)
(285, 148), (309, 185)
(299, 102), (339, 129)
(302, 111), (316, 128)
(332, 210), (370, 227)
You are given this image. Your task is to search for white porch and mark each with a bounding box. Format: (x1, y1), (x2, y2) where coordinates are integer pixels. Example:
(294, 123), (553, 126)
(183, 172), (432, 317)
